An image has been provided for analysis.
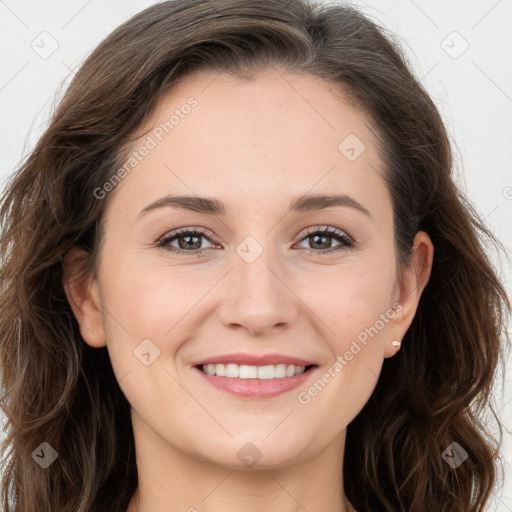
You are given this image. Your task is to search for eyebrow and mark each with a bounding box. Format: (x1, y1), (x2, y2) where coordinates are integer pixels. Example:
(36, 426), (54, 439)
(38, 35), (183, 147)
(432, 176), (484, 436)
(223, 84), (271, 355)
(136, 193), (371, 220)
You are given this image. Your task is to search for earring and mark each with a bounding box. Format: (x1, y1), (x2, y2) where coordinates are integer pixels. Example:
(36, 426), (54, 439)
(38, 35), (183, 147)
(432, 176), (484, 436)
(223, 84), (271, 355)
(391, 339), (401, 351)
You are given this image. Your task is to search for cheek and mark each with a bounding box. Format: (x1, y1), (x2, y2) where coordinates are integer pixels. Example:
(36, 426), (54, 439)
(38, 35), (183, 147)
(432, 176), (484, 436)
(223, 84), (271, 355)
(96, 257), (180, 381)
(100, 261), (207, 432)
(104, 256), (208, 337)
(99, 256), (228, 391)
(295, 267), (397, 431)
(302, 259), (397, 347)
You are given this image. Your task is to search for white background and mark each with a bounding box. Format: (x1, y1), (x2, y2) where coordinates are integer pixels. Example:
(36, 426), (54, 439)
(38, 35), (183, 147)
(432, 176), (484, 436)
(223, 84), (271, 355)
(1, 0), (511, 510)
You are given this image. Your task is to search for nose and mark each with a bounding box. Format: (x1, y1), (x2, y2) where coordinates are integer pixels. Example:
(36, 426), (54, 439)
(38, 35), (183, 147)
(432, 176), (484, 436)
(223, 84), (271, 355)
(216, 244), (299, 338)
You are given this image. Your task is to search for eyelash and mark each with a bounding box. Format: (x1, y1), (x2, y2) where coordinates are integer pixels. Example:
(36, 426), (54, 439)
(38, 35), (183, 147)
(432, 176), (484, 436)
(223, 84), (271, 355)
(156, 226), (354, 256)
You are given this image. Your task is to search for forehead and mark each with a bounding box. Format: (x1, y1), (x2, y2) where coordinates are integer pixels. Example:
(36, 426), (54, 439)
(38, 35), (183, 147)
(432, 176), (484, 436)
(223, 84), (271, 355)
(107, 69), (388, 219)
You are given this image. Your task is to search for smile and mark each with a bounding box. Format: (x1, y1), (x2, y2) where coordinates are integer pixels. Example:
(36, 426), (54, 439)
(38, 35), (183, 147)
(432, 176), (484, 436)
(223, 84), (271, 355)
(193, 355), (318, 399)
(200, 363), (310, 379)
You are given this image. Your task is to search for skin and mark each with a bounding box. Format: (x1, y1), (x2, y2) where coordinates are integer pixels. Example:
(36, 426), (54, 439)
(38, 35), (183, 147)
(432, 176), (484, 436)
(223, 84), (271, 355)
(63, 68), (433, 512)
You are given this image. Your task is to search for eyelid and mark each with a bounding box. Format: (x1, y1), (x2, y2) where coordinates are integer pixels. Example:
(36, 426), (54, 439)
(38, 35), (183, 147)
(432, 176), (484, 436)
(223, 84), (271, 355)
(157, 226), (219, 246)
(298, 225), (351, 239)
(158, 225), (352, 242)
(157, 225), (355, 254)
(294, 226), (354, 254)
(158, 225), (212, 236)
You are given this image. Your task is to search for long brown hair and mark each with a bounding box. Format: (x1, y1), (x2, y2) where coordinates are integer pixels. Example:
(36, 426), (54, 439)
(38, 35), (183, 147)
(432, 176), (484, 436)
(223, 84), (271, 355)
(1, 1), (510, 510)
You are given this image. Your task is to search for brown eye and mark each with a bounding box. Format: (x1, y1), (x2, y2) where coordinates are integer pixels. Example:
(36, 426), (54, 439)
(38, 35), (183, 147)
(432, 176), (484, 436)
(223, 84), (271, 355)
(158, 228), (217, 253)
(295, 227), (353, 254)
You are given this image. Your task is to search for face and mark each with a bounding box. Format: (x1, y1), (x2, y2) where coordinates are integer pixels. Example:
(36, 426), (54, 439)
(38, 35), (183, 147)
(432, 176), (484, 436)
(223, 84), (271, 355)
(65, 69), (432, 470)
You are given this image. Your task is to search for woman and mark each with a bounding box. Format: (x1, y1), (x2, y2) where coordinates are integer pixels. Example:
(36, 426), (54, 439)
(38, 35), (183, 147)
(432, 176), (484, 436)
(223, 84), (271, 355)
(0, 0), (509, 511)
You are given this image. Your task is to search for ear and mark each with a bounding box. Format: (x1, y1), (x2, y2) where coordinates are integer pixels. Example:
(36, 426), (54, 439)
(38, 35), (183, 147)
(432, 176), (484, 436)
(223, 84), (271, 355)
(62, 246), (107, 348)
(384, 231), (434, 358)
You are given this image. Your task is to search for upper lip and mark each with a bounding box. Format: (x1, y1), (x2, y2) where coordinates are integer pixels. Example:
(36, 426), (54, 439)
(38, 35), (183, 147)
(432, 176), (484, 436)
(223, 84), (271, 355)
(193, 352), (317, 367)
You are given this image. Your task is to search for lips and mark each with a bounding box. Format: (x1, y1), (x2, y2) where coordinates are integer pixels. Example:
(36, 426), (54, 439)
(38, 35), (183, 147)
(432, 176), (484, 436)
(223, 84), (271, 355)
(192, 352), (318, 399)
(193, 352), (316, 367)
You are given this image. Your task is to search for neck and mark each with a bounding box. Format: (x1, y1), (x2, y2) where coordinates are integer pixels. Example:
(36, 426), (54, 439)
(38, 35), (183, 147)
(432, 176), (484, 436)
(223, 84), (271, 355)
(126, 416), (356, 512)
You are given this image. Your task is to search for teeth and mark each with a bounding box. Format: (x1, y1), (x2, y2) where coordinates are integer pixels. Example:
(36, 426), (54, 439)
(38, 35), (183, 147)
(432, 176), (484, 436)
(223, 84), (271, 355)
(225, 363), (238, 378)
(239, 365), (257, 379)
(201, 363), (308, 378)
(257, 365), (274, 379)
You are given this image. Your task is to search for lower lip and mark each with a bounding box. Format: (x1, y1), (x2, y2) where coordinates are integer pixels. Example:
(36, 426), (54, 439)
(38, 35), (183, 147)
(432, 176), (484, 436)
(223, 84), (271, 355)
(194, 366), (317, 399)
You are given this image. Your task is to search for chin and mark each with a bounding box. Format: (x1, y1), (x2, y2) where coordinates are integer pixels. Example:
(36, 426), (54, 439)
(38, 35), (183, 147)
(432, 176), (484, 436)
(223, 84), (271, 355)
(193, 435), (310, 471)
